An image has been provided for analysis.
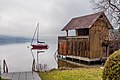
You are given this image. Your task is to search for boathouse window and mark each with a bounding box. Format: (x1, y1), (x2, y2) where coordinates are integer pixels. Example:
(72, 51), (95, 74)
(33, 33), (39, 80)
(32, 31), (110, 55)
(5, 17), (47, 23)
(77, 28), (89, 36)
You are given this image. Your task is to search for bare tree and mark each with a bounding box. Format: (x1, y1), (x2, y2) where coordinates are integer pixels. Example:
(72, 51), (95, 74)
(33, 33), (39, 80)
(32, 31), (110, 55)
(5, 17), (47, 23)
(90, 0), (120, 28)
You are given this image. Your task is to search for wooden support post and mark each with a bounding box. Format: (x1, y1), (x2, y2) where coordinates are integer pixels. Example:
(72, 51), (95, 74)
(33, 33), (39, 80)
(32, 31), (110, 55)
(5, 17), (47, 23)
(3, 60), (8, 73)
(76, 30), (78, 36)
(3, 60), (5, 73)
(66, 30), (68, 36)
(32, 59), (36, 71)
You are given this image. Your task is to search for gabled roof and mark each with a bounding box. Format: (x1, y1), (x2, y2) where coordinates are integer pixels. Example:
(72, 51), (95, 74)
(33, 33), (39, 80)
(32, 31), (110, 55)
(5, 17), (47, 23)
(62, 12), (112, 31)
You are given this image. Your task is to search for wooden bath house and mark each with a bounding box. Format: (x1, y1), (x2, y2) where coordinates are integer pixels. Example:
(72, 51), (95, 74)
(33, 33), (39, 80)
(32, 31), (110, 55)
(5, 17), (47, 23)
(58, 12), (112, 63)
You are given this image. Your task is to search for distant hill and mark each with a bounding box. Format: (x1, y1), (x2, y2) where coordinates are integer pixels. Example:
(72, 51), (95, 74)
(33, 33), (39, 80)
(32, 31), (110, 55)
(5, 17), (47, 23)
(0, 35), (31, 45)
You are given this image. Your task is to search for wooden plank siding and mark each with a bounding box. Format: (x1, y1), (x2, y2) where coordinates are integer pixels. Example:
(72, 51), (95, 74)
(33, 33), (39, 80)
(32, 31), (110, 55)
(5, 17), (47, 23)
(58, 37), (90, 58)
(58, 37), (68, 55)
(89, 19), (109, 59)
(58, 40), (67, 55)
(67, 39), (73, 55)
(78, 38), (89, 58)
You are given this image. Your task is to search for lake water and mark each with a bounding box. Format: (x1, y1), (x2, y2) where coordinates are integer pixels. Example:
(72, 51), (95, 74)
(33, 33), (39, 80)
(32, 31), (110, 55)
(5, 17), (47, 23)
(0, 39), (58, 72)
(0, 38), (93, 73)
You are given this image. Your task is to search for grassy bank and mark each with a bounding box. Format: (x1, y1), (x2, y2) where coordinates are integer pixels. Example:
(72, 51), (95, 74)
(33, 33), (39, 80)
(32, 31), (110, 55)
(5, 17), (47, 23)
(39, 68), (102, 80)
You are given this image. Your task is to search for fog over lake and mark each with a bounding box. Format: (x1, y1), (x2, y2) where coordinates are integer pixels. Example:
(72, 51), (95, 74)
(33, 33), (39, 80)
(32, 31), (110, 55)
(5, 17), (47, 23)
(0, 36), (57, 72)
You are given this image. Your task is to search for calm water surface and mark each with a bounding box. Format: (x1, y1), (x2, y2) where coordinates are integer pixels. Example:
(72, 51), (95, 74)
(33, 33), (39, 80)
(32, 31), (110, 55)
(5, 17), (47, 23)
(0, 39), (85, 73)
(0, 40), (58, 72)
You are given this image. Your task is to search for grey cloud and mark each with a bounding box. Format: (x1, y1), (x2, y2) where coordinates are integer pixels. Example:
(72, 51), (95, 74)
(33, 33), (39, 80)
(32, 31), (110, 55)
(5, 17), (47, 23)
(0, 0), (92, 37)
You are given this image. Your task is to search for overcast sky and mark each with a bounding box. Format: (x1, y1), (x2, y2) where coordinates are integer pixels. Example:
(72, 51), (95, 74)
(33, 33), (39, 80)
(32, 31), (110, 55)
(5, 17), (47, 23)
(0, 0), (93, 38)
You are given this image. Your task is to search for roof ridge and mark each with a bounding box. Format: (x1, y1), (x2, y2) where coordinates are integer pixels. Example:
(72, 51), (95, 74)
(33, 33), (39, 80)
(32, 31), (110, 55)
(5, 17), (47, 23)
(62, 12), (112, 31)
(73, 11), (103, 19)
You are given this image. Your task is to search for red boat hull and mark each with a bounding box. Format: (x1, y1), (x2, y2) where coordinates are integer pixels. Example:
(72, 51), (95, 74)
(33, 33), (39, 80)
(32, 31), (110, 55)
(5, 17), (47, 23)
(31, 44), (48, 50)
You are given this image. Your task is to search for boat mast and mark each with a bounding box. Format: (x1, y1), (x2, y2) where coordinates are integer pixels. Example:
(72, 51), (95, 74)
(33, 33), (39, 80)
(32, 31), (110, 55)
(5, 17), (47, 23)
(31, 23), (39, 45)
(37, 23), (39, 44)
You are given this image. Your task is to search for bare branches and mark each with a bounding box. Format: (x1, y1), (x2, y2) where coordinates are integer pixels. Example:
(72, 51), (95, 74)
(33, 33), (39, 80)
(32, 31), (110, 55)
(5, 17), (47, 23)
(90, 0), (120, 28)
(91, 0), (120, 53)
(108, 0), (120, 12)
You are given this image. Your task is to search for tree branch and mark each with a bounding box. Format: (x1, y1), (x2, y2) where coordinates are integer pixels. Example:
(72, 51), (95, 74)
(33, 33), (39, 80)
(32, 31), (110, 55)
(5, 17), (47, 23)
(108, 0), (120, 12)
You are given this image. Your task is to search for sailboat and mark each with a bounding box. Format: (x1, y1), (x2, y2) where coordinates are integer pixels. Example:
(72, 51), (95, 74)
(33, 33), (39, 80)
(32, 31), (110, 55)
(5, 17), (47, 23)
(31, 23), (48, 50)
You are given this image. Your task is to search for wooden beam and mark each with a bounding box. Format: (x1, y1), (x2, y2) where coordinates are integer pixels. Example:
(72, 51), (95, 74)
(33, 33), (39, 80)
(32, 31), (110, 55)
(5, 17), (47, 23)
(3, 60), (8, 73)
(76, 30), (78, 36)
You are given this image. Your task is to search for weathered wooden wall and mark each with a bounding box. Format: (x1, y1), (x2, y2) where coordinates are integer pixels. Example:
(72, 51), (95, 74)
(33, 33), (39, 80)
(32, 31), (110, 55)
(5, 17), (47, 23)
(58, 40), (67, 55)
(89, 18), (109, 59)
(58, 37), (90, 58)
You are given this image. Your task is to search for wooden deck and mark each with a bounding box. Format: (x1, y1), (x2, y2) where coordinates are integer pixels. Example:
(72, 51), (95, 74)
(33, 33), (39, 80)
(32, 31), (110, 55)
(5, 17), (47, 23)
(1, 71), (41, 80)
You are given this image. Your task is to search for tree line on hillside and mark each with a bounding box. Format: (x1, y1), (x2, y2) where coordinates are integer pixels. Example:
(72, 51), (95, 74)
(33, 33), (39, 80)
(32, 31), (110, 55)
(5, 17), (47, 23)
(0, 35), (31, 45)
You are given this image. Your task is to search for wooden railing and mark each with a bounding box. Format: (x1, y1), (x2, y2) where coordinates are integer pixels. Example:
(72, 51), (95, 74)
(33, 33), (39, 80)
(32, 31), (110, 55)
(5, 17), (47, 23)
(32, 59), (36, 71)
(58, 36), (89, 40)
(58, 36), (90, 57)
(3, 60), (8, 73)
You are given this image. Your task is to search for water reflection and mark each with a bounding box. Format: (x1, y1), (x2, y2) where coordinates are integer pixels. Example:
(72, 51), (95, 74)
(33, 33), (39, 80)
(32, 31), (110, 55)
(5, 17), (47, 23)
(0, 43), (32, 72)
(57, 58), (103, 68)
(0, 38), (88, 72)
(0, 39), (57, 72)
(30, 40), (57, 71)
(30, 49), (46, 71)
(58, 59), (82, 69)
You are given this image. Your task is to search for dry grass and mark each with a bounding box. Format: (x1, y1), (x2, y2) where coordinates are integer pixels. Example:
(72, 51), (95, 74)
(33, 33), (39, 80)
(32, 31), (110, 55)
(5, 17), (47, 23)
(39, 68), (102, 80)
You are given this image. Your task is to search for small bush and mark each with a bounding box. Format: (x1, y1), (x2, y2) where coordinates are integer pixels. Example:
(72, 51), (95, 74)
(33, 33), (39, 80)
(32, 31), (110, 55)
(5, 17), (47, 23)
(103, 49), (120, 80)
